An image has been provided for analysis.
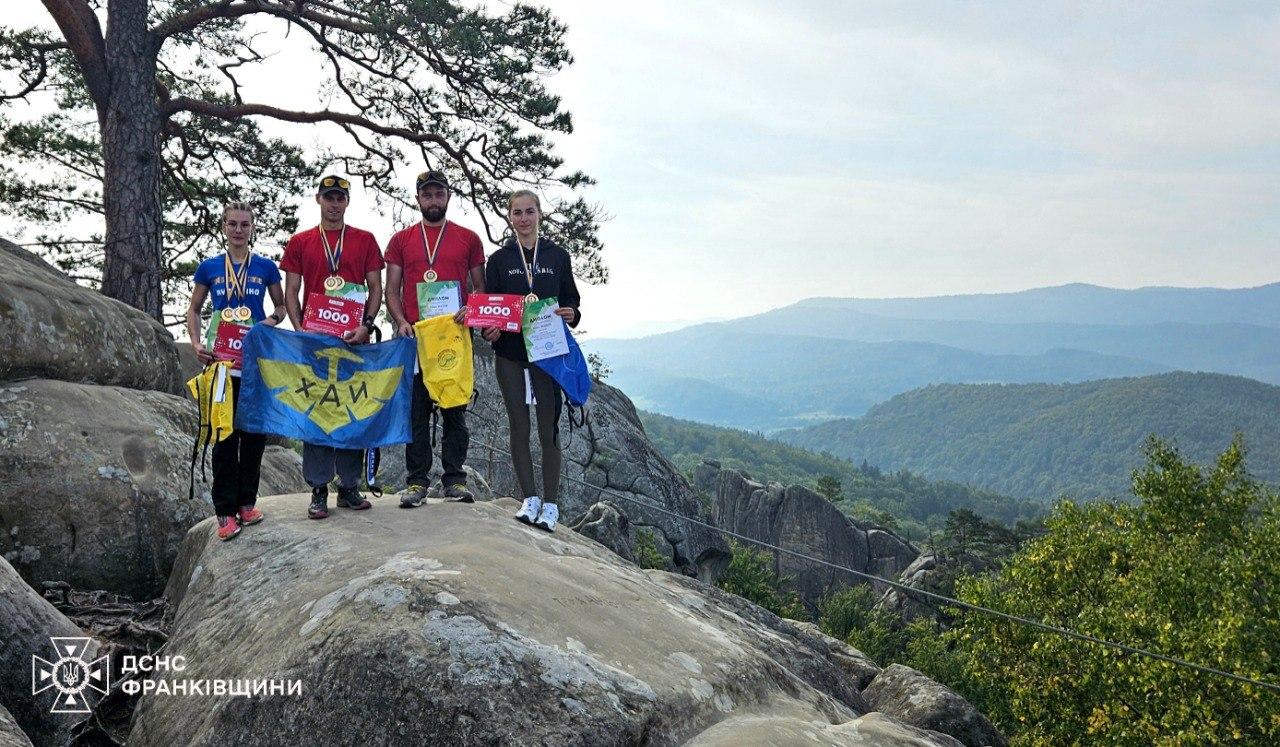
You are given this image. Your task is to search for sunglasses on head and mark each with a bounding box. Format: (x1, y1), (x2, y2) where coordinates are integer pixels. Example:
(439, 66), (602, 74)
(321, 177), (350, 189)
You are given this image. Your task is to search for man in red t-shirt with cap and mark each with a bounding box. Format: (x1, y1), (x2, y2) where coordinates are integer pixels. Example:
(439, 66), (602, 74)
(384, 169), (486, 507)
(280, 174), (385, 519)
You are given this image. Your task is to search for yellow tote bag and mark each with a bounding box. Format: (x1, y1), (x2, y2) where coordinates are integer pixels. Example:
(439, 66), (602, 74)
(413, 315), (474, 408)
(186, 360), (235, 443)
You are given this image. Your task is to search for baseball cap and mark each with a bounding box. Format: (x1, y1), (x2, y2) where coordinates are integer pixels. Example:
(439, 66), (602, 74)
(416, 170), (450, 192)
(317, 174), (351, 196)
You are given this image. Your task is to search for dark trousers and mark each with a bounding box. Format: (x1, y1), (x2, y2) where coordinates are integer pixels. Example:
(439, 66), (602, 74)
(302, 443), (363, 489)
(211, 376), (267, 517)
(494, 356), (561, 503)
(405, 372), (469, 487)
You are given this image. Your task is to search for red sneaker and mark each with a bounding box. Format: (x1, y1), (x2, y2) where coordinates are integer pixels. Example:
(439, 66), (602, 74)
(216, 516), (242, 541)
(237, 506), (264, 526)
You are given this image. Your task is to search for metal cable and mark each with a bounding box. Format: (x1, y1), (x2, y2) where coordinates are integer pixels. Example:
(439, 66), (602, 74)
(475, 438), (1280, 694)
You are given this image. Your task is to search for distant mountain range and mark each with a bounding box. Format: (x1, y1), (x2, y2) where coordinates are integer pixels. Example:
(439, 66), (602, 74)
(777, 372), (1280, 501)
(585, 282), (1280, 431)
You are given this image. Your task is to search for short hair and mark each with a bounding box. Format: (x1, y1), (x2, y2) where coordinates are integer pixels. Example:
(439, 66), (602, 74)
(507, 189), (541, 211)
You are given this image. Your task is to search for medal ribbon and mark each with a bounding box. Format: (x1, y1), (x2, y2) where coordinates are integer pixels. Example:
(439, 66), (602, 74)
(419, 220), (446, 274)
(223, 251), (252, 305)
(318, 224), (346, 276)
(516, 236), (539, 294)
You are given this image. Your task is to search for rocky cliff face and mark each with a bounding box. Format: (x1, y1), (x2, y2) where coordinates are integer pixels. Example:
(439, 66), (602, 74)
(378, 344), (730, 579)
(131, 494), (976, 746)
(697, 461), (919, 609)
(0, 239), (306, 599)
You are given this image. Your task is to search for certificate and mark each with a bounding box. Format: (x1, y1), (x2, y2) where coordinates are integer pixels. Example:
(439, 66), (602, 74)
(522, 297), (569, 362)
(417, 280), (461, 319)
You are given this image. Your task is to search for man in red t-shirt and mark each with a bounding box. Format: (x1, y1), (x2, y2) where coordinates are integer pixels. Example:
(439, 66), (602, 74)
(384, 169), (486, 507)
(279, 174), (386, 519)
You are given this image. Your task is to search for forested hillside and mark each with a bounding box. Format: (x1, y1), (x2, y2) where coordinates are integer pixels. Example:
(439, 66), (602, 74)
(639, 410), (1043, 537)
(780, 372), (1280, 500)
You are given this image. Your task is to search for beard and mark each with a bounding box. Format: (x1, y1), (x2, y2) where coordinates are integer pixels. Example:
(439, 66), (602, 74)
(421, 205), (447, 222)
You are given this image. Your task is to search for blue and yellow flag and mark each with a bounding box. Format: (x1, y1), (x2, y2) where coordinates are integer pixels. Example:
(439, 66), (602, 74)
(237, 325), (415, 449)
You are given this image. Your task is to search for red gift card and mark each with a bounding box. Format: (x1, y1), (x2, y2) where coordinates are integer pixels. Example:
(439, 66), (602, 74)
(302, 292), (365, 337)
(213, 322), (249, 369)
(465, 294), (524, 332)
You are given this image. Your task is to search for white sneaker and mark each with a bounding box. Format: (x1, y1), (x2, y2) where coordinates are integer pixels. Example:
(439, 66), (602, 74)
(515, 496), (542, 525)
(535, 502), (559, 532)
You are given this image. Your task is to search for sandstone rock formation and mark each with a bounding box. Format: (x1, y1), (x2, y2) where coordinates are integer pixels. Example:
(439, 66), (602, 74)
(877, 554), (997, 626)
(700, 462), (918, 609)
(129, 494), (958, 745)
(379, 345), (730, 579)
(0, 378), (304, 598)
(569, 501), (635, 563)
(0, 555), (98, 746)
(0, 238), (182, 395)
(686, 711), (964, 746)
(0, 704), (31, 747)
(863, 665), (1007, 747)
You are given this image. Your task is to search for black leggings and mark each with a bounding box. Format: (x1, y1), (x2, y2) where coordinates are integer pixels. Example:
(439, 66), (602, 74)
(494, 356), (561, 503)
(211, 376), (266, 517)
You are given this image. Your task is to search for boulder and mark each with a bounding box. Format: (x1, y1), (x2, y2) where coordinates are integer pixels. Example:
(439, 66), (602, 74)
(686, 711), (964, 746)
(792, 621), (882, 690)
(0, 379), (306, 599)
(862, 665), (1007, 747)
(0, 238), (182, 395)
(708, 465), (918, 609)
(1, 555), (99, 746)
(877, 554), (998, 626)
(131, 494), (871, 745)
(382, 345), (730, 579)
(0, 703), (32, 747)
(568, 501), (635, 563)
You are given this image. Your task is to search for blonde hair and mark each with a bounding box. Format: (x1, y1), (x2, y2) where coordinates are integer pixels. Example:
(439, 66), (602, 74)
(222, 201), (256, 224)
(507, 189), (541, 211)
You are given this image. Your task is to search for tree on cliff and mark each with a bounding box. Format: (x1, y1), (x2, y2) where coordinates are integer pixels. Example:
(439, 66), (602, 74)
(0, 1), (604, 322)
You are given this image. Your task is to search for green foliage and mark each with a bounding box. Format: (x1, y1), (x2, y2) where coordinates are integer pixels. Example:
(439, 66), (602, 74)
(943, 436), (1280, 744)
(1, 1), (604, 323)
(587, 352), (612, 382)
(815, 474), (842, 500)
(639, 410), (1043, 535)
(784, 372), (1280, 501)
(717, 541), (807, 621)
(632, 528), (667, 570)
(818, 585), (904, 665)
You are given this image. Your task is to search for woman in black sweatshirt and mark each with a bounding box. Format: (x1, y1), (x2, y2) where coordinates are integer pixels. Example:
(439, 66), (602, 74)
(481, 190), (581, 531)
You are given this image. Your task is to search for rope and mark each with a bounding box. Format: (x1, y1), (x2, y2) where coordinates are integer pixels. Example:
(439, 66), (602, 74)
(476, 439), (1280, 695)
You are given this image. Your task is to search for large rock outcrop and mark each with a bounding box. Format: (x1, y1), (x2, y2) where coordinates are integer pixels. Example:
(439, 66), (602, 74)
(128, 494), (985, 746)
(0, 238), (182, 394)
(379, 345), (730, 579)
(1, 555), (99, 746)
(0, 379), (305, 599)
(863, 665), (1007, 747)
(0, 703), (31, 747)
(687, 711), (963, 746)
(700, 462), (918, 609)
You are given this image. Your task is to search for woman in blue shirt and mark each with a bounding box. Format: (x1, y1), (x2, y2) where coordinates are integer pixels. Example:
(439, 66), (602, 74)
(184, 201), (286, 541)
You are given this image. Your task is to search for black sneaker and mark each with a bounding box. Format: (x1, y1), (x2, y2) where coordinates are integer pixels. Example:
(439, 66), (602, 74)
(398, 484), (428, 509)
(337, 486), (372, 510)
(308, 486), (329, 520)
(443, 483), (474, 503)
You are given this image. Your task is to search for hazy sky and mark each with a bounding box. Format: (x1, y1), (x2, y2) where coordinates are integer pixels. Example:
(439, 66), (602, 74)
(7, 2), (1280, 336)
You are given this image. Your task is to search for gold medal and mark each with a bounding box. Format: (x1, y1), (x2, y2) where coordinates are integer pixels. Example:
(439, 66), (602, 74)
(516, 236), (540, 302)
(324, 275), (345, 291)
(424, 269), (438, 282)
(220, 308), (235, 322)
(235, 306), (252, 322)
(525, 293), (538, 305)
(419, 220), (446, 287)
